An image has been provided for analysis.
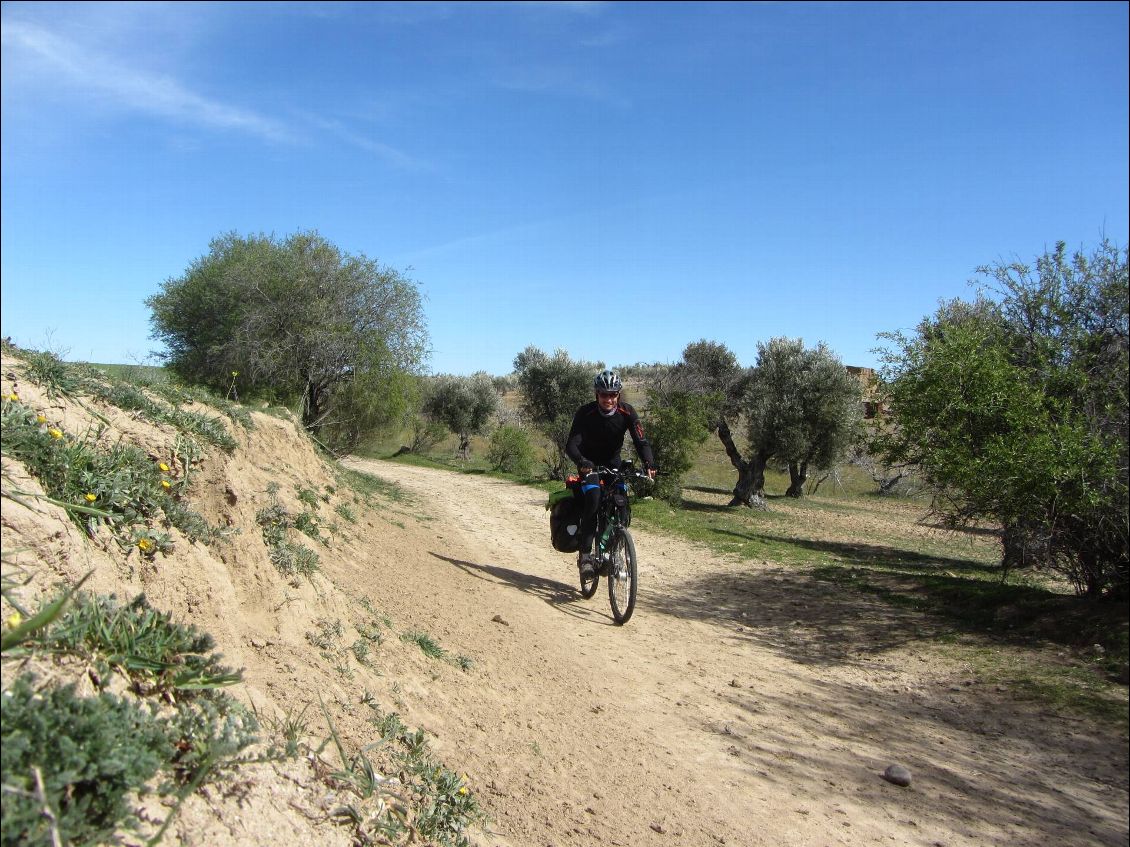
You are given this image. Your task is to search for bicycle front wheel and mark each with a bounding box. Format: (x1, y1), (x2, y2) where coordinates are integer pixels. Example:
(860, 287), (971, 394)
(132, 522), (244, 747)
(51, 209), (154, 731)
(607, 529), (638, 625)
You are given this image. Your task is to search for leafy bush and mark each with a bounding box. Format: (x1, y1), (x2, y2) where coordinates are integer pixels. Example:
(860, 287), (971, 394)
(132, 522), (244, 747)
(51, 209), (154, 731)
(147, 230), (428, 442)
(877, 240), (1128, 598)
(406, 417), (448, 455)
(643, 390), (714, 504)
(512, 347), (599, 478)
(1, 677), (169, 847)
(486, 425), (535, 476)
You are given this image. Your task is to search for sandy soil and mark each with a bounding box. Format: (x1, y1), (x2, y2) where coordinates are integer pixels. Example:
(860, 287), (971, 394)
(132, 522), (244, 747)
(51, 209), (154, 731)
(2, 355), (1126, 847)
(337, 458), (1128, 847)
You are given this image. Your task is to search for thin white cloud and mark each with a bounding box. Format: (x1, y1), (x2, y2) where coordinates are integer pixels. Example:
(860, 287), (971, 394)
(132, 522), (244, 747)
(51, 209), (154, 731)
(402, 219), (552, 263)
(2, 19), (293, 142)
(301, 112), (430, 170)
(505, 1), (607, 14)
(489, 63), (627, 106)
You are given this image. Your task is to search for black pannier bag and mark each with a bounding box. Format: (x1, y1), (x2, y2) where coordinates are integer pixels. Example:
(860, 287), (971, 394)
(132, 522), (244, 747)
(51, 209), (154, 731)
(547, 484), (582, 553)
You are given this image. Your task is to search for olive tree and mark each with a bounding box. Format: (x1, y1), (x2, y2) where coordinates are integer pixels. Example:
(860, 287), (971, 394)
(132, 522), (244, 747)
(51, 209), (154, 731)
(876, 240), (1128, 598)
(422, 372), (499, 460)
(665, 341), (761, 505)
(147, 231), (428, 452)
(745, 339), (862, 498)
(669, 339), (860, 506)
(513, 346), (599, 478)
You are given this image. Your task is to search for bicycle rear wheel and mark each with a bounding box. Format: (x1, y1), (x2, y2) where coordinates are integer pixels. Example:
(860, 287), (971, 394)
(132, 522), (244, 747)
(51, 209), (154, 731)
(607, 529), (638, 624)
(579, 564), (599, 599)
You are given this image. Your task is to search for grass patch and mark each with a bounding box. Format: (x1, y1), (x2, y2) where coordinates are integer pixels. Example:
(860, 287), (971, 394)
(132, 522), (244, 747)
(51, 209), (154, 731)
(961, 643), (1129, 726)
(335, 464), (411, 505)
(1, 399), (219, 548)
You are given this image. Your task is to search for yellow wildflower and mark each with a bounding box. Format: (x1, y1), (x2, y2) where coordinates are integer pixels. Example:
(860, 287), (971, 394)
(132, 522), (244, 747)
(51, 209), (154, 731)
(158, 462), (170, 472)
(160, 480), (171, 490)
(6, 611), (23, 629)
(7, 392), (18, 402)
(47, 428), (63, 439)
(36, 414), (47, 424)
(231, 371), (239, 377)
(85, 493), (98, 503)
(138, 538), (154, 553)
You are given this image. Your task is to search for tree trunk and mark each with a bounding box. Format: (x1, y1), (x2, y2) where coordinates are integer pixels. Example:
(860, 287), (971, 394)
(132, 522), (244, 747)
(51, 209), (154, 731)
(717, 421), (768, 509)
(786, 461), (808, 498)
(729, 460), (764, 507)
(303, 380), (326, 433)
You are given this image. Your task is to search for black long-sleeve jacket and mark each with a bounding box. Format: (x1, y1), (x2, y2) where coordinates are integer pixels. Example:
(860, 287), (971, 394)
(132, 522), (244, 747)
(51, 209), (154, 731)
(565, 400), (655, 470)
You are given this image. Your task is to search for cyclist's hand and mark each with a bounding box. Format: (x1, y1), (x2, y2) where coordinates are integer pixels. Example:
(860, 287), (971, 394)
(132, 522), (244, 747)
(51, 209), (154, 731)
(647, 467), (657, 480)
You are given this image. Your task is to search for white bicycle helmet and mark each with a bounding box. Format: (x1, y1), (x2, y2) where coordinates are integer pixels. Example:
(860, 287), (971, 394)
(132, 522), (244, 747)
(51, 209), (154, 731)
(594, 370), (622, 393)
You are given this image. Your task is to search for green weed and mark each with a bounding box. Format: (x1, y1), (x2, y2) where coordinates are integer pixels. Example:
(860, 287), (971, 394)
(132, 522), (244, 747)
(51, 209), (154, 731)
(1, 589), (258, 847)
(293, 509), (328, 545)
(359, 704), (481, 847)
(306, 618), (345, 655)
(254, 704), (311, 759)
(296, 485), (322, 510)
(21, 349), (85, 398)
(1, 399), (217, 547)
(257, 494), (321, 579)
(351, 638), (372, 665)
(400, 630), (447, 660)
(24, 592), (243, 697)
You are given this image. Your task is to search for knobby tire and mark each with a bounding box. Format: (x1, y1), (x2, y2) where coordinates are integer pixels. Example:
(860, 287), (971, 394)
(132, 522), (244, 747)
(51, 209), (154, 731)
(607, 528), (638, 625)
(579, 561), (599, 598)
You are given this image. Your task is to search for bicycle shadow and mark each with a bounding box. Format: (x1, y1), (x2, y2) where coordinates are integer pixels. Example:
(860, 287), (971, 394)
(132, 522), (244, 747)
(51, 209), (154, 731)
(428, 552), (616, 625)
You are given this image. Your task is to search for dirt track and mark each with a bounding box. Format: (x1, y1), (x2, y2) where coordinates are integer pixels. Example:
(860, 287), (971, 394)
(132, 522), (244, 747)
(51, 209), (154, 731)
(341, 458), (1129, 847)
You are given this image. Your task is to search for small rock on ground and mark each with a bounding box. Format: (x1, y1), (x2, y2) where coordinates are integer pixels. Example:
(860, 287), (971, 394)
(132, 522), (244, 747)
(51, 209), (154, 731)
(882, 764), (912, 787)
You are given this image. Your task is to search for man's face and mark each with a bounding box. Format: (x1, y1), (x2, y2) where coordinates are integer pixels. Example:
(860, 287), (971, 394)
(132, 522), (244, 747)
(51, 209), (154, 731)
(597, 390), (619, 412)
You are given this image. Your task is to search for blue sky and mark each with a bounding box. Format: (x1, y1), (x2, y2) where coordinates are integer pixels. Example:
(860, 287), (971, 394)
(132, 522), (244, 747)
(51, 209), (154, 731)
(2, 1), (1127, 376)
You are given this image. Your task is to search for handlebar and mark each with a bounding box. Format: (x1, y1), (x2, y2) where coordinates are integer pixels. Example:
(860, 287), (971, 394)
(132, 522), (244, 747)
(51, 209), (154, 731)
(587, 462), (656, 483)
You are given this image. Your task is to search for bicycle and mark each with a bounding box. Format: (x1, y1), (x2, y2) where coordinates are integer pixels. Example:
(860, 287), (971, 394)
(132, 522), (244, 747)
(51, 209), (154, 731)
(578, 461), (650, 625)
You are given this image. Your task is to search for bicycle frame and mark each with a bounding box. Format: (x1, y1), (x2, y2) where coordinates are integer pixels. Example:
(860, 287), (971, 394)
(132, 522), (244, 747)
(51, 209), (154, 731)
(594, 473), (630, 567)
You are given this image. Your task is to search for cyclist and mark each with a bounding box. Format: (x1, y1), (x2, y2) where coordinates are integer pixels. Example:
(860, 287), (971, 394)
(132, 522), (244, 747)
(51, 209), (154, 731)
(566, 369), (657, 580)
